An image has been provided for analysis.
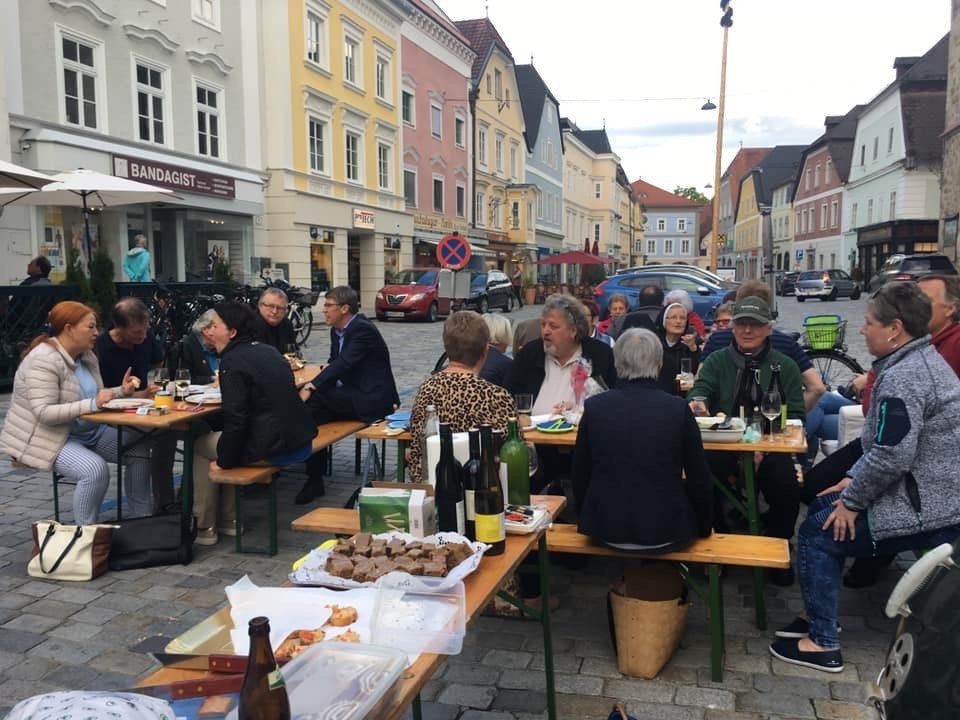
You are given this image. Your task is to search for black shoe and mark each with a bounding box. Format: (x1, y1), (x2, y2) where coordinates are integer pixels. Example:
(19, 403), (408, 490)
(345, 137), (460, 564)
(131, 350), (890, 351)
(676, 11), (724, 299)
(295, 477), (326, 505)
(842, 555), (894, 588)
(775, 617), (842, 639)
(769, 638), (844, 673)
(769, 566), (795, 587)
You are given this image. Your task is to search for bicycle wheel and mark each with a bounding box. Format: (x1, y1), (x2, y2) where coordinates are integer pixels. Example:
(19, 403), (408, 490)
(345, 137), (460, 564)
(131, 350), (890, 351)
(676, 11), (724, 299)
(807, 349), (865, 391)
(290, 305), (312, 347)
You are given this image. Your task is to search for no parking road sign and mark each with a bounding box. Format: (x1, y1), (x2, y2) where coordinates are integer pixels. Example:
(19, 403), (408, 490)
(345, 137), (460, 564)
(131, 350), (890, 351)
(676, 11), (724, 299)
(436, 233), (472, 270)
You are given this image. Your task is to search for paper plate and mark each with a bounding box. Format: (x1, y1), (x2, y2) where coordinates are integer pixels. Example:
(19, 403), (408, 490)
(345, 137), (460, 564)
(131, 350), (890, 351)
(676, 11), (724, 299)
(387, 421), (409, 430)
(385, 411), (411, 423)
(185, 392), (222, 405)
(534, 420), (575, 434)
(102, 398), (154, 410)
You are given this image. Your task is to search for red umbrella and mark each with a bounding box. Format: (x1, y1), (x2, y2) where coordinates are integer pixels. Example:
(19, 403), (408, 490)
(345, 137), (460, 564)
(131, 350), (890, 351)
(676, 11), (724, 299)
(534, 250), (608, 265)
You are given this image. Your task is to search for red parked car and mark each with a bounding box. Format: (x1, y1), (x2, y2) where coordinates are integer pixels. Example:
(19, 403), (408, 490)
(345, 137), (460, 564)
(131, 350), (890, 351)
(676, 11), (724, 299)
(375, 268), (451, 322)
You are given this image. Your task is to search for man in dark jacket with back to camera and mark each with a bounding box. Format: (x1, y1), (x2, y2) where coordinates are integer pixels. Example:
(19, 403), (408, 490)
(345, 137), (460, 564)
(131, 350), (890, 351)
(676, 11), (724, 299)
(296, 286), (399, 503)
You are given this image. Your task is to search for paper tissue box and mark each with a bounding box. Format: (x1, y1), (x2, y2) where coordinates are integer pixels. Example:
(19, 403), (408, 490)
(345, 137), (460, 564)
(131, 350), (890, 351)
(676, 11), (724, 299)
(359, 487), (436, 537)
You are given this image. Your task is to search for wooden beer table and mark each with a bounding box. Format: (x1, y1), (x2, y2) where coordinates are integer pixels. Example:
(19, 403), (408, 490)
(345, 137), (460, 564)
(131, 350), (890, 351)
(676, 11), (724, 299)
(139, 495), (566, 720)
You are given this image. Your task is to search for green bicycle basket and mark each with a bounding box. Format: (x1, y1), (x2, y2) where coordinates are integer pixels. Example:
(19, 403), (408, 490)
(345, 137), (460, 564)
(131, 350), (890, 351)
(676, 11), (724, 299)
(803, 314), (842, 350)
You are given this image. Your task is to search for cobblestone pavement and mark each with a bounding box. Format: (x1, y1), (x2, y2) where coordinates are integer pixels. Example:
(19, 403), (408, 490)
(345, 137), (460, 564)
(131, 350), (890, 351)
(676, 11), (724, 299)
(0, 294), (890, 719)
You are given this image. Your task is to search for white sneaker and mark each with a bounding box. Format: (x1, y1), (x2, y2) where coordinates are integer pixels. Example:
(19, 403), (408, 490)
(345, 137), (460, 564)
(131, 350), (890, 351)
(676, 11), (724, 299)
(195, 527), (218, 546)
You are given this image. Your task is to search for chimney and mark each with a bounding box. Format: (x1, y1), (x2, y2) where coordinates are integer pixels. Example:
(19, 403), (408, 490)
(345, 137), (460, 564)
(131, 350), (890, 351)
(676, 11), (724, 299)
(893, 56), (921, 79)
(824, 115), (844, 130)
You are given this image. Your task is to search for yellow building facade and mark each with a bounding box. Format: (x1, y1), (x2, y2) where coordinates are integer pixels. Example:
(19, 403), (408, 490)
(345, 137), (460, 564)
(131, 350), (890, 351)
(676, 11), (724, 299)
(733, 175), (762, 279)
(260, 0), (411, 310)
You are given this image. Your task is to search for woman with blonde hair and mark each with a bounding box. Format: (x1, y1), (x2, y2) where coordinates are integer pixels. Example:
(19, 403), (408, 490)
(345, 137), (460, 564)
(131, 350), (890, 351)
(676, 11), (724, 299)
(479, 312), (513, 387)
(0, 301), (148, 524)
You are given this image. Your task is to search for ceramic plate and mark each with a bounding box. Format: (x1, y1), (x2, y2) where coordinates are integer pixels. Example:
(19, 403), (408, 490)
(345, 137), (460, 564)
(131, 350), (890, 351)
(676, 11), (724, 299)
(534, 420), (575, 434)
(185, 392), (222, 405)
(102, 398), (154, 410)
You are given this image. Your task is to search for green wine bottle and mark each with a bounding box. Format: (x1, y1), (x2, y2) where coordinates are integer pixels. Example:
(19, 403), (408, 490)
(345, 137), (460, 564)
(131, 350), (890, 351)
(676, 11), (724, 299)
(499, 418), (530, 505)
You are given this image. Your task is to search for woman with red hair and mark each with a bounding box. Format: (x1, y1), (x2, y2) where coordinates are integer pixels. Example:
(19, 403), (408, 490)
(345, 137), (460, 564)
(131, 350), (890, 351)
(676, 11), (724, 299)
(0, 301), (149, 524)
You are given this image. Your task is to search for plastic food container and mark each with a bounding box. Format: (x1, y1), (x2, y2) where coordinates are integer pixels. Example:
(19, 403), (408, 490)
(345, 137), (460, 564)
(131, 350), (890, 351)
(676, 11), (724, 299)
(259, 641), (407, 720)
(371, 574), (466, 655)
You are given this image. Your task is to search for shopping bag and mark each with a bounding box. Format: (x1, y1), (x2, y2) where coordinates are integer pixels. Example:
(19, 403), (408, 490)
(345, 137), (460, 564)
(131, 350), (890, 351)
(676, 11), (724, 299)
(28, 521), (113, 581)
(109, 512), (195, 570)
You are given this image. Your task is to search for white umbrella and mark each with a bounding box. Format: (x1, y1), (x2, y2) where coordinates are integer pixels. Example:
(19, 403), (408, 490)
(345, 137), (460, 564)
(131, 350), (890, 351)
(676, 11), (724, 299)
(0, 168), (179, 259)
(0, 159), (53, 190)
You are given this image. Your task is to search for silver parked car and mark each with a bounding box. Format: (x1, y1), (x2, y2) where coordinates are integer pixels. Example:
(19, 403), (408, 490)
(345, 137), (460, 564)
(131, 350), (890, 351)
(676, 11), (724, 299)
(795, 269), (862, 302)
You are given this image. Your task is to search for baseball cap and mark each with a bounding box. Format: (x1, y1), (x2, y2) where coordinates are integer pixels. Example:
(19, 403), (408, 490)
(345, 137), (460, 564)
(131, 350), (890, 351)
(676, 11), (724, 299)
(732, 296), (771, 323)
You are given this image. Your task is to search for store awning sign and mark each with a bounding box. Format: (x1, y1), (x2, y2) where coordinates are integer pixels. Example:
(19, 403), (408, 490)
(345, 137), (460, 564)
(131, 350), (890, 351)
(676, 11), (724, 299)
(353, 209), (375, 229)
(112, 155), (235, 198)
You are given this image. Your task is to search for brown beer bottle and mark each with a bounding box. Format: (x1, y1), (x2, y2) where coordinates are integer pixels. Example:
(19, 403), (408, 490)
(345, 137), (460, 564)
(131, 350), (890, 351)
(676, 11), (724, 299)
(238, 617), (291, 720)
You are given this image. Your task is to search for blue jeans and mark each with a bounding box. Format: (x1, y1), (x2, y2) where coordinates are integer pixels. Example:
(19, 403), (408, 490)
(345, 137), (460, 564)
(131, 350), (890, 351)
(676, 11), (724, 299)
(798, 495), (960, 649)
(804, 392), (857, 462)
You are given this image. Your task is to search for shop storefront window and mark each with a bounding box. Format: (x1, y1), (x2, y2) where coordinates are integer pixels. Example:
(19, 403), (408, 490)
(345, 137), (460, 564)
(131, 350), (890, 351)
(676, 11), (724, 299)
(183, 210), (252, 282)
(311, 229), (334, 292)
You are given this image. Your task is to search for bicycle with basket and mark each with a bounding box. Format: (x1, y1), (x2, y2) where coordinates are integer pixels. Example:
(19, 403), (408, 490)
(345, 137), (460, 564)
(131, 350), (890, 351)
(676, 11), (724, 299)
(801, 314), (865, 391)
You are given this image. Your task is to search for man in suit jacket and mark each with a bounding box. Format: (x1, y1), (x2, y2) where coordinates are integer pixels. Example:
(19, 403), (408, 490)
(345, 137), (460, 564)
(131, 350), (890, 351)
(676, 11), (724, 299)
(296, 285), (399, 503)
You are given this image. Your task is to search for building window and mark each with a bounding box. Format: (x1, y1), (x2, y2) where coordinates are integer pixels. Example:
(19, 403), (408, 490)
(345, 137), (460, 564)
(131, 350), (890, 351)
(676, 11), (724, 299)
(192, 0), (219, 28)
(850, 202), (858, 229)
(860, 145), (865, 166)
(60, 34), (100, 129)
(664, 239), (674, 254)
(495, 134), (503, 173)
(306, 10), (327, 67)
(825, 159), (832, 184)
(656, 218), (665, 232)
(345, 131), (360, 182)
(344, 37), (359, 85)
(681, 238), (691, 254)
(377, 143), (390, 190)
(478, 127), (487, 167)
(866, 198), (874, 224)
(511, 201), (520, 229)
(135, 61), (166, 145)
(805, 169), (811, 190)
(509, 145), (517, 179)
(593, 223), (600, 243)
(872, 137), (879, 161)
(595, 182), (601, 199)
(677, 218), (687, 232)
(889, 191), (896, 220)
(476, 192), (485, 227)
(376, 56), (388, 100)
(308, 117), (326, 173)
(430, 104), (442, 139)
(888, 127), (894, 153)
(494, 68), (502, 100)
(820, 203), (828, 230)
(400, 91), (414, 127)
(646, 239), (656, 255)
(537, 192), (544, 219)
(454, 116), (465, 148)
(485, 73), (491, 95)
(814, 164), (821, 187)
(456, 183), (466, 217)
(432, 176), (444, 213)
(492, 199), (501, 228)
(403, 168), (416, 207)
(831, 200), (838, 227)
(195, 83), (221, 158)
(795, 211), (801, 234)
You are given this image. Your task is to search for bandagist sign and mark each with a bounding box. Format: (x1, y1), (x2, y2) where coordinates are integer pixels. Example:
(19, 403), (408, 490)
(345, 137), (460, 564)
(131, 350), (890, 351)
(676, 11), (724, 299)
(113, 155), (236, 199)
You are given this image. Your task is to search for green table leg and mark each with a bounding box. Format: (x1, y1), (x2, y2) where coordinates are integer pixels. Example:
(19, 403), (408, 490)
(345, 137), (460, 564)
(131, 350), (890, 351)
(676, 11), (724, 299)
(538, 533), (557, 720)
(181, 428), (196, 517)
(396, 440), (407, 483)
(708, 563), (725, 682)
(742, 454), (767, 630)
(412, 693), (423, 720)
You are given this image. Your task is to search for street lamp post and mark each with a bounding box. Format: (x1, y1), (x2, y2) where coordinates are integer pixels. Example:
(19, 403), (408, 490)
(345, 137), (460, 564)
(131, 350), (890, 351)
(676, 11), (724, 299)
(709, 1), (733, 273)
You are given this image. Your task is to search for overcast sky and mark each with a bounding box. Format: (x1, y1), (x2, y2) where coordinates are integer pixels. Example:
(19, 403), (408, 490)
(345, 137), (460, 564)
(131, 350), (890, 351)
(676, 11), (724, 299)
(439, 0), (949, 197)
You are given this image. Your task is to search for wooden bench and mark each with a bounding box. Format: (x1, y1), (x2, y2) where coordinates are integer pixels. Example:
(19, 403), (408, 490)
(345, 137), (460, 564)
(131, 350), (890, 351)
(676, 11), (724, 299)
(210, 420), (367, 554)
(545, 524), (790, 682)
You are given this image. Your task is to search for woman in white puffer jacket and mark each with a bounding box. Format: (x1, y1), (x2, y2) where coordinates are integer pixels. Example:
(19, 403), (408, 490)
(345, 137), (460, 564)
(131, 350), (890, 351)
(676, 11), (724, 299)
(0, 301), (149, 524)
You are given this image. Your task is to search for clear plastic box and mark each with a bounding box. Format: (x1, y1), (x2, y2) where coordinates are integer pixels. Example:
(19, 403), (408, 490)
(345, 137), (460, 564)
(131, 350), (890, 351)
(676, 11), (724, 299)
(371, 573), (467, 655)
(269, 641), (407, 720)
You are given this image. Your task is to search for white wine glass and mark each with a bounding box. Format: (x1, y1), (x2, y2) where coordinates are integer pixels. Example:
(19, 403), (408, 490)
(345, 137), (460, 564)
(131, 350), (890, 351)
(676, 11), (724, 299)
(175, 369), (191, 399)
(760, 391), (782, 443)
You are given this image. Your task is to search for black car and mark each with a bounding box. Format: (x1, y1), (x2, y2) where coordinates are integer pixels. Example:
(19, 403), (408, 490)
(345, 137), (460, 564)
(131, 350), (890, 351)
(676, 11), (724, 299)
(455, 270), (516, 313)
(776, 271), (800, 296)
(870, 253), (958, 289)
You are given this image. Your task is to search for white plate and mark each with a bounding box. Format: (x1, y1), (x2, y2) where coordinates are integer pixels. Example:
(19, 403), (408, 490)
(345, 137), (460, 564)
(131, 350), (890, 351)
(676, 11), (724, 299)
(185, 392), (222, 405)
(186, 384), (213, 394)
(102, 398), (154, 410)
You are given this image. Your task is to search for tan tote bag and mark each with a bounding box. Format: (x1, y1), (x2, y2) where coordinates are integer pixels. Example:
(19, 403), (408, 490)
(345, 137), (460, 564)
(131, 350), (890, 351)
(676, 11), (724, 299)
(28, 521), (113, 581)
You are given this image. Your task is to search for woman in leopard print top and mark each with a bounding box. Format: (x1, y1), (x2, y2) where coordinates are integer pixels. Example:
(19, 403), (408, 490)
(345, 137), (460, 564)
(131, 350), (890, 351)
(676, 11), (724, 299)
(409, 312), (515, 483)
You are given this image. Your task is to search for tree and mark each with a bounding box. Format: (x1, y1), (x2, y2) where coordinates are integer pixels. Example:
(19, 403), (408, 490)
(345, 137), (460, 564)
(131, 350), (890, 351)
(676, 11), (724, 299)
(88, 248), (117, 317)
(673, 186), (710, 204)
(65, 246), (93, 307)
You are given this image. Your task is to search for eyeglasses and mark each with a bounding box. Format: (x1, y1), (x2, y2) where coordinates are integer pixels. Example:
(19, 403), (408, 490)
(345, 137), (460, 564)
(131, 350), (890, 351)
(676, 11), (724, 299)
(713, 318), (733, 327)
(323, 301), (344, 308)
(260, 302), (287, 312)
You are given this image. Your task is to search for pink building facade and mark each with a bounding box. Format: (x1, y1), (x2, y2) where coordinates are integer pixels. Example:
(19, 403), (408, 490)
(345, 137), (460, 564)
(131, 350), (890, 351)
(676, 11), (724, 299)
(793, 145), (845, 270)
(400, 4), (475, 267)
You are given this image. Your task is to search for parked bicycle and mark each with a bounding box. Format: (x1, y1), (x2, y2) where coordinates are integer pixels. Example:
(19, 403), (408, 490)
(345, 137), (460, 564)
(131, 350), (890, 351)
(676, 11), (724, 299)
(799, 314), (865, 391)
(233, 276), (318, 348)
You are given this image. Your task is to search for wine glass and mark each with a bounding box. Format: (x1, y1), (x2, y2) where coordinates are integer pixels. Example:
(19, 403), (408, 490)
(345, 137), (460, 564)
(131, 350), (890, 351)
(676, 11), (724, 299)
(760, 391), (782, 442)
(149, 368), (169, 394)
(175, 369), (191, 399)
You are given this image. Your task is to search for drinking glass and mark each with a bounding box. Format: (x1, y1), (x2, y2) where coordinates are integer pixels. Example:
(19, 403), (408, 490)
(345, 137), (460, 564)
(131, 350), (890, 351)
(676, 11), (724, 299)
(761, 391), (782, 442)
(149, 368), (169, 388)
(175, 369), (191, 398)
(680, 358), (692, 376)
(514, 393), (533, 427)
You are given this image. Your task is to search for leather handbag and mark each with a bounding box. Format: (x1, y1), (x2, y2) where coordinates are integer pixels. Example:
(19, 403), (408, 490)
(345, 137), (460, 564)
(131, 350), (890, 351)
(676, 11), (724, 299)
(109, 512), (195, 571)
(28, 521), (113, 581)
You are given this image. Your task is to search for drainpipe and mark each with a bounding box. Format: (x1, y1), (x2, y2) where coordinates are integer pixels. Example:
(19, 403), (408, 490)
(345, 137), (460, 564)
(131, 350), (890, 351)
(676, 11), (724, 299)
(469, 82), (478, 231)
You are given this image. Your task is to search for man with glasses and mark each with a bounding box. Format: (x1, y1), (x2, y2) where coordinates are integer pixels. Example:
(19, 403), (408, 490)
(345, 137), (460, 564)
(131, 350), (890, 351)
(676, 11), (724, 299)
(256, 287), (297, 352)
(296, 286), (399, 504)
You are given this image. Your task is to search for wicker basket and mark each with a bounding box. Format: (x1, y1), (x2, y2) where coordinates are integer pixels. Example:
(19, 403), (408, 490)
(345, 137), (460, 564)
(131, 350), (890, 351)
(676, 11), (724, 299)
(803, 315), (843, 350)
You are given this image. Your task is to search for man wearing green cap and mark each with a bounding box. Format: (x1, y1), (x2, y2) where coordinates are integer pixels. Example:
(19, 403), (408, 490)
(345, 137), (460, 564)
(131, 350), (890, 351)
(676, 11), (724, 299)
(689, 295), (806, 585)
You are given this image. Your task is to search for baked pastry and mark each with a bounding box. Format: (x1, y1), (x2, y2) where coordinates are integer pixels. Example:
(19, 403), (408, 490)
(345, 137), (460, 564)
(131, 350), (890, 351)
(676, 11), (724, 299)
(325, 605), (359, 627)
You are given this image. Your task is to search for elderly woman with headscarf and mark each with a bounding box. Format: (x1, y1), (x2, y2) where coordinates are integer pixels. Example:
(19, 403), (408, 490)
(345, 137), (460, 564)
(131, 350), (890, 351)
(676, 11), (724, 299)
(655, 301), (700, 395)
(769, 282), (960, 673)
(664, 289), (707, 338)
(573, 329), (712, 550)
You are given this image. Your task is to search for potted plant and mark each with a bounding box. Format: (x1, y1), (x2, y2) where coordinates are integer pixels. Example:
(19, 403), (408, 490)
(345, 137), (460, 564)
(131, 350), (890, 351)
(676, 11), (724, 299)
(523, 276), (537, 306)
